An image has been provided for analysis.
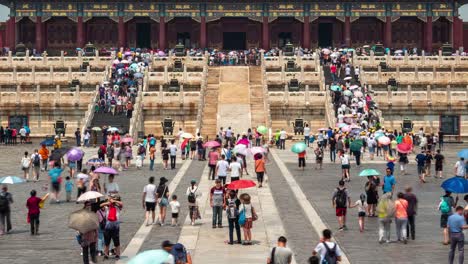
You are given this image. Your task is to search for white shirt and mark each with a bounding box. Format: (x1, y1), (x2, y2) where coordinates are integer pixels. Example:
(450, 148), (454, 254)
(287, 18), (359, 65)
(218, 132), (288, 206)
(280, 130), (287, 139)
(455, 161), (466, 177)
(314, 241), (342, 262)
(341, 154), (349, 165)
(169, 144), (177, 156)
(76, 173), (89, 185)
(19, 128), (27, 136)
(170, 200), (180, 213)
(217, 160), (229, 177)
(304, 127), (311, 137)
(229, 162), (242, 177)
(105, 182), (120, 195)
(143, 184), (157, 202)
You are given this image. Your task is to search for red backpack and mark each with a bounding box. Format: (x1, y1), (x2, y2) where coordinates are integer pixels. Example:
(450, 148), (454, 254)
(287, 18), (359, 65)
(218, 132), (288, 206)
(107, 205), (118, 222)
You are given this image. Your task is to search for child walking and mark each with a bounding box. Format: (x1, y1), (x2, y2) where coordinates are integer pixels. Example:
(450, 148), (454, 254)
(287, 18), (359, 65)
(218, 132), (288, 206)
(162, 147), (169, 170)
(350, 193), (368, 232)
(65, 176), (74, 202)
(169, 195), (180, 227)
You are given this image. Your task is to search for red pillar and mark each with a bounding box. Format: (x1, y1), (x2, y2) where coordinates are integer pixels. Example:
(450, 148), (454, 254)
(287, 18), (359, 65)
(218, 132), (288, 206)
(77, 16), (85, 48)
(118, 17), (126, 48)
(384, 16), (392, 48)
(424, 17), (433, 53)
(303, 16), (310, 49)
(200, 16), (207, 49)
(344, 16), (351, 47)
(159, 17), (166, 50)
(453, 17), (463, 50)
(7, 17), (16, 49)
(262, 17), (269, 50)
(35, 17), (43, 52)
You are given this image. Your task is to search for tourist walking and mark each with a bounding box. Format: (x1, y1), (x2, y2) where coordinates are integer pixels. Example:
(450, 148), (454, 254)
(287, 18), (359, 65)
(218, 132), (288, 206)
(106, 144), (114, 168)
(208, 148), (220, 180)
(216, 154), (229, 185)
(298, 150), (306, 171)
(26, 190), (48, 235)
(210, 179), (225, 228)
(156, 177), (169, 226)
(439, 191), (458, 245)
(314, 146), (323, 170)
(398, 151), (409, 176)
(415, 150), (427, 183)
(350, 193), (367, 232)
(102, 195), (123, 260)
(365, 176), (379, 217)
(332, 180), (351, 231)
(403, 186), (418, 240)
(75, 128), (81, 146)
(229, 156), (242, 182)
(0, 185), (13, 235)
(382, 168), (396, 195)
(448, 206), (468, 264)
(80, 203), (98, 264)
(340, 152), (350, 182)
(149, 144), (156, 171)
(31, 149), (41, 181)
(304, 124), (311, 146)
(226, 190), (242, 245)
(48, 162), (63, 203)
(267, 236), (293, 264)
(434, 149), (444, 178)
(169, 140), (177, 169)
(21, 151), (31, 181)
(279, 129), (287, 150)
(254, 154), (266, 187)
(312, 229), (343, 263)
(186, 179), (201, 226)
(39, 144), (49, 171)
(377, 193), (395, 243)
(239, 193), (256, 245)
(142, 176), (157, 226)
(394, 192), (409, 244)
(454, 157), (466, 178)
(169, 195), (180, 226)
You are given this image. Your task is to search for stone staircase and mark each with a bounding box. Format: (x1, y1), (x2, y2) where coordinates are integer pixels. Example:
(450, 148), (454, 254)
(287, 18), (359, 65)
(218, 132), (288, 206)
(249, 66), (268, 128)
(90, 111), (131, 134)
(200, 67), (220, 139)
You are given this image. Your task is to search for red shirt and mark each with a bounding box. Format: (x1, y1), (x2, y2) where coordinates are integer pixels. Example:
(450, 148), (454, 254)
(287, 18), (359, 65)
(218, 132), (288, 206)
(330, 65), (337, 74)
(298, 151), (306, 158)
(26, 196), (41, 215)
(99, 145), (107, 155)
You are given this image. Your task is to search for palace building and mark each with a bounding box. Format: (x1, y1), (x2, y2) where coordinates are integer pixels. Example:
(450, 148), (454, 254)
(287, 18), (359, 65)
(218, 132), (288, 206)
(1, 1), (466, 52)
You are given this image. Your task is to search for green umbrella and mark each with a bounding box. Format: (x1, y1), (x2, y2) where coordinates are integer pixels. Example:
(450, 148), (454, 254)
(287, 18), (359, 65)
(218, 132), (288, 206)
(257, 125), (268, 135)
(128, 249), (170, 264)
(359, 169), (382, 177)
(330, 85), (342, 92)
(343, 90), (353, 96)
(374, 132), (384, 140)
(350, 139), (363, 151)
(291, 142), (307, 154)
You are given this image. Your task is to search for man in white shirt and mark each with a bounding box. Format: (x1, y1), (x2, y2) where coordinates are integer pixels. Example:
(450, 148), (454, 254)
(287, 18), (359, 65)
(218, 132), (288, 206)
(142, 176), (157, 226)
(312, 229), (342, 263)
(225, 127), (233, 145)
(279, 129), (287, 150)
(216, 154), (230, 185)
(19, 127), (27, 144)
(177, 128), (184, 143)
(229, 156), (243, 182)
(454, 158), (466, 178)
(267, 236), (293, 264)
(304, 124), (311, 147)
(169, 140), (177, 170)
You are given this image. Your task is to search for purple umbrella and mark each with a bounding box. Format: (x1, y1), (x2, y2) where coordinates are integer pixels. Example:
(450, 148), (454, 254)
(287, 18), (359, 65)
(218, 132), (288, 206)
(66, 148), (84, 162)
(94, 166), (118, 175)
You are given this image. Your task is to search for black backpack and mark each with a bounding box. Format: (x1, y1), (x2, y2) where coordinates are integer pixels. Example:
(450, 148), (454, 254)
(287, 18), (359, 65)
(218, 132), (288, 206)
(0, 193), (9, 212)
(188, 187), (197, 203)
(33, 154), (41, 166)
(335, 188), (347, 208)
(226, 198), (239, 219)
(322, 242), (337, 264)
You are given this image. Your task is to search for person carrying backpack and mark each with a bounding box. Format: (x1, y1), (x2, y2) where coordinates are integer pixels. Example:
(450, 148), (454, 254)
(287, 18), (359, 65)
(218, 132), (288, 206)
(377, 192), (395, 243)
(161, 240), (192, 264)
(101, 195), (123, 260)
(439, 191), (458, 245)
(31, 149), (42, 182)
(312, 229), (342, 264)
(332, 180), (351, 231)
(0, 185), (13, 235)
(186, 180), (201, 226)
(226, 190), (241, 245)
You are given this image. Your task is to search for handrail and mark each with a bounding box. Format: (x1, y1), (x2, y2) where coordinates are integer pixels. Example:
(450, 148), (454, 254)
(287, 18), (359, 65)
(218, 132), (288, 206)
(196, 65), (207, 133)
(128, 67), (147, 142)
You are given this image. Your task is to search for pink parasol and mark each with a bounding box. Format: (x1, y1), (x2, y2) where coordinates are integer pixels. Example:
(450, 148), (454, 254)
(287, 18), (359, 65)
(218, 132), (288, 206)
(203, 141), (221, 148)
(378, 136), (391, 145)
(341, 125), (351, 132)
(354, 91), (364, 97)
(236, 138), (250, 146)
(318, 128), (328, 131)
(121, 137), (133, 143)
(94, 166), (118, 175)
(396, 143), (412, 154)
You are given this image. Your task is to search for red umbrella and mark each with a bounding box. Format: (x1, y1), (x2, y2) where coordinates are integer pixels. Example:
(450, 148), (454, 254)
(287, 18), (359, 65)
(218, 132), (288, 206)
(203, 141), (221, 148)
(227, 179), (256, 190)
(181, 138), (190, 150)
(396, 143), (412, 154)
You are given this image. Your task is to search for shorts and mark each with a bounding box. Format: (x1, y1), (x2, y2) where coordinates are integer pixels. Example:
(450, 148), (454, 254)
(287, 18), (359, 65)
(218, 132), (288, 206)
(159, 198), (169, 207)
(231, 177), (240, 182)
(145, 202), (156, 211)
(336, 207), (347, 217)
(172, 213), (179, 219)
(52, 182), (61, 192)
(256, 172), (264, 182)
(440, 214), (450, 228)
(358, 211), (366, 217)
(436, 164), (443, 171)
(243, 218), (253, 229)
(417, 165), (424, 175)
(342, 164), (350, 170)
(104, 228), (120, 247)
(368, 147), (375, 153)
(22, 167), (29, 171)
(298, 157), (306, 167)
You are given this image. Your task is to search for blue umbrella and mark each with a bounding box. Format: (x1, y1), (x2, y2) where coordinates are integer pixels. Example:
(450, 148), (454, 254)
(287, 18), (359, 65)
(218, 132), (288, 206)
(40, 138), (55, 146)
(457, 149), (468, 159)
(128, 249), (170, 264)
(0, 176), (26, 184)
(441, 177), (468, 194)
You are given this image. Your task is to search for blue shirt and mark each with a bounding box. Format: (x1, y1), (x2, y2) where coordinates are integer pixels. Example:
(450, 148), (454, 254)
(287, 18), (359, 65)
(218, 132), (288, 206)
(415, 154), (426, 166)
(383, 175), (395, 193)
(448, 213), (465, 233)
(48, 168), (63, 183)
(65, 181), (74, 192)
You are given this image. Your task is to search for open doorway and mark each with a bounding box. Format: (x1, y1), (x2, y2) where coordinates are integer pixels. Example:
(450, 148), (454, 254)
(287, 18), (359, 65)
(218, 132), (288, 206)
(223, 32), (246, 50)
(177, 32), (191, 48)
(318, 23), (333, 47)
(136, 23), (151, 48)
(278, 32), (292, 47)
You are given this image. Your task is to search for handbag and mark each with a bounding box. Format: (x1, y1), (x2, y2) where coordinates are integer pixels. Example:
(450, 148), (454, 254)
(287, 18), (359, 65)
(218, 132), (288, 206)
(238, 208), (246, 225)
(252, 206), (258, 221)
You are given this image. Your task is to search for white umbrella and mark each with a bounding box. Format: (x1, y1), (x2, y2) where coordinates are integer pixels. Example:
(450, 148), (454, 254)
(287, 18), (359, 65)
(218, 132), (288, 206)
(108, 127), (119, 132)
(322, 48), (331, 55)
(344, 76), (352, 81)
(354, 91), (364, 98)
(233, 144), (248, 156)
(77, 191), (104, 202)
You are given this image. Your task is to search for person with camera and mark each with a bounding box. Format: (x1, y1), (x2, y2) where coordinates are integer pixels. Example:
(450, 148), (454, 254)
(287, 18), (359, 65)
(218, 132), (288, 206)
(101, 194), (123, 260)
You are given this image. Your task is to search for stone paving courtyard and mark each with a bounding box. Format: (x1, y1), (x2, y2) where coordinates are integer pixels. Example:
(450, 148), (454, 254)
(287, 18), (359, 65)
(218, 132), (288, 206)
(0, 140), (466, 264)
